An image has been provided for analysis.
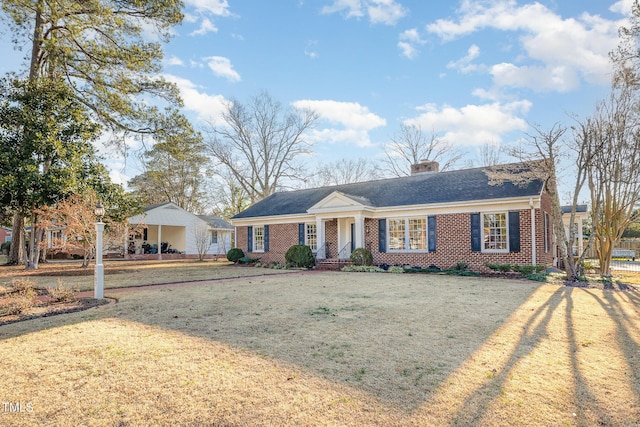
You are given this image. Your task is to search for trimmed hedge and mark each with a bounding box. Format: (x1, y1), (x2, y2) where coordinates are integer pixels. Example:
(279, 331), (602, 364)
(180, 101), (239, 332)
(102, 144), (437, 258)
(349, 248), (373, 266)
(226, 247), (245, 263)
(285, 245), (315, 269)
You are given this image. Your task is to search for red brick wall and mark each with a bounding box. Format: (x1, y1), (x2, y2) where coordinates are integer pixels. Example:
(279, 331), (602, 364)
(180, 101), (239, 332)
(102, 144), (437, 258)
(235, 195), (555, 271)
(237, 223), (300, 264)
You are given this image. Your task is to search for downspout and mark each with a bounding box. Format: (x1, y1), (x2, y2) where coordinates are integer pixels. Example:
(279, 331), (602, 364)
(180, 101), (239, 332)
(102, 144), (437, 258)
(530, 198), (536, 265)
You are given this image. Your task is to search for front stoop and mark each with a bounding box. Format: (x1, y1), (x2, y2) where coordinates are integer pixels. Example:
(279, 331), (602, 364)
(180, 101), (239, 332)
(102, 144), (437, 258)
(316, 259), (350, 271)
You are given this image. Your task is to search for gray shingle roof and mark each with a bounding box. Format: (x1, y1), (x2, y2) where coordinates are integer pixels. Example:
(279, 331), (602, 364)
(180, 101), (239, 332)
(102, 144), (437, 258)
(198, 215), (233, 229)
(561, 204), (588, 214)
(232, 162), (545, 219)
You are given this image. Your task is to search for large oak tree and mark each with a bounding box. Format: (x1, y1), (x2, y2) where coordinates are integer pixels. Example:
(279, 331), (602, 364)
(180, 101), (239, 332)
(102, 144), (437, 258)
(0, 0), (185, 265)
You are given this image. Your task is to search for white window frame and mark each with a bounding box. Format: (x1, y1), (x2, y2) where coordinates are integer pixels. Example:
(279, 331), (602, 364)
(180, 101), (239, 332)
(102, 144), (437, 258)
(387, 217), (428, 252)
(305, 223), (317, 252)
(210, 230), (218, 245)
(482, 212), (509, 253)
(253, 225), (265, 252)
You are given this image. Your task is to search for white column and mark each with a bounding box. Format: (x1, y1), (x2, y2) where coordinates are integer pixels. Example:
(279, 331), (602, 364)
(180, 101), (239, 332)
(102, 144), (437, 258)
(354, 215), (365, 249)
(94, 221), (105, 299)
(316, 217), (325, 259)
(157, 224), (162, 260)
(530, 207), (537, 265)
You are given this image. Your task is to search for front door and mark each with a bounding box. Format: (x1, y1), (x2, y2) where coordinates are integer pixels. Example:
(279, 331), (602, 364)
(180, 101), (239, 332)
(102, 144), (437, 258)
(337, 218), (354, 259)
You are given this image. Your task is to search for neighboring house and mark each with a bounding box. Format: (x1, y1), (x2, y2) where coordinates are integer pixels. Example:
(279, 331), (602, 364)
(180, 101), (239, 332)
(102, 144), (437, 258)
(230, 160), (555, 271)
(0, 226), (11, 244)
(127, 203), (233, 260)
(561, 204), (589, 256)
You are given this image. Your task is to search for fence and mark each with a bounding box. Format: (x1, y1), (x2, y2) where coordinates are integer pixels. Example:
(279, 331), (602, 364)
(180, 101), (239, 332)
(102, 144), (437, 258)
(581, 239), (640, 272)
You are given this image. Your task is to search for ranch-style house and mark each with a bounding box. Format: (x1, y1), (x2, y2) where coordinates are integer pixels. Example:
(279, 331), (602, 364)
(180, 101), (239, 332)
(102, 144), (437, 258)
(230, 160), (555, 271)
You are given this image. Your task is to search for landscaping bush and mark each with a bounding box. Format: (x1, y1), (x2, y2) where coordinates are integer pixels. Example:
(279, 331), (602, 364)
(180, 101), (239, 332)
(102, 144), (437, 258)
(341, 265), (386, 273)
(47, 280), (78, 302)
(285, 244), (315, 269)
(0, 241), (10, 254)
(238, 255), (260, 264)
(1, 278), (37, 315)
(525, 272), (548, 282)
(452, 261), (469, 271)
(389, 266), (404, 273)
(226, 247), (245, 263)
(349, 248), (373, 266)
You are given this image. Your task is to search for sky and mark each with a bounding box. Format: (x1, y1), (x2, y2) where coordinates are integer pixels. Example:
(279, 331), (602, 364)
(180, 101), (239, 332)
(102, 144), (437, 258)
(0, 0), (635, 192)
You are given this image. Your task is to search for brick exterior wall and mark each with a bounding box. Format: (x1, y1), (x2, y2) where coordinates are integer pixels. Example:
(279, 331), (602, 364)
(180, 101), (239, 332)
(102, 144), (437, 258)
(236, 194), (555, 271)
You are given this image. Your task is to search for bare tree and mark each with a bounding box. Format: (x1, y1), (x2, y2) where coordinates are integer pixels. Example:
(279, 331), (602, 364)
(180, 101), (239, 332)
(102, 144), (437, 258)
(193, 222), (212, 262)
(209, 170), (251, 220)
(205, 91), (318, 203)
(476, 142), (503, 166)
(586, 83), (640, 276)
(610, 0), (640, 88)
(383, 123), (463, 177)
(487, 123), (602, 282)
(306, 158), (382, 187)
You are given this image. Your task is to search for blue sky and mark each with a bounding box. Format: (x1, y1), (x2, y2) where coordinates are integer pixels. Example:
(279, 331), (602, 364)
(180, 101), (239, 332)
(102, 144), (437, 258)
(0, 0), (634, 188)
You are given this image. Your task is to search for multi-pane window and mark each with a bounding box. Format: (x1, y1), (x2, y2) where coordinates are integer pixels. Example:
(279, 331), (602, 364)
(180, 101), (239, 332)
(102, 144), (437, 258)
(388, 217), (427, 251)
(254, 225), (265, 252)
(544, 212), (550, 253)
(388, 218), (406, 250)
(306, 223), (317, 251)
(483, 213), (507, 251)
(210, 231), (218, 245)
(408, 218), (426, 250)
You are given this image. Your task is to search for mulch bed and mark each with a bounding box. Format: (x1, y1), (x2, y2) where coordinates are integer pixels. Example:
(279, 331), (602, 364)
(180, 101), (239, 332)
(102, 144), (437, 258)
(0, 289), (109, 326)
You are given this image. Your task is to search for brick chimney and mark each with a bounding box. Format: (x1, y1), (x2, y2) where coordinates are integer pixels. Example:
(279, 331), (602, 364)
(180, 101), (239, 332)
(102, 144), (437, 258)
(411, 160), (439, 175)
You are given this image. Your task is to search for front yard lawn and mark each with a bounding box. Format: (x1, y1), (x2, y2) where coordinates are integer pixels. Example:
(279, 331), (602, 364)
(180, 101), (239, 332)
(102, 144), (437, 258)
(1, 271), (638, 426)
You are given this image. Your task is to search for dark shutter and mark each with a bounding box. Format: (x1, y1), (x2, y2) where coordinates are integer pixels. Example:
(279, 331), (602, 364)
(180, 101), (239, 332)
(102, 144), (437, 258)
(509, 211), (520, 253)
(428, 216), (437, 252)
(471, 213), (481, 252)
(350, 223), (355, 251)
(247, 226), (253, 252)
(143, 228), (148, 241)
(264, 225), (269, 252)
(378, 219), (387, 253)
(298, 223), (305, 245)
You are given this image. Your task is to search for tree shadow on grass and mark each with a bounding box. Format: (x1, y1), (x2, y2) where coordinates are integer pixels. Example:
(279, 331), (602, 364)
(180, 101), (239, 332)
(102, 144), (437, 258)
(432, 286), (640, 425)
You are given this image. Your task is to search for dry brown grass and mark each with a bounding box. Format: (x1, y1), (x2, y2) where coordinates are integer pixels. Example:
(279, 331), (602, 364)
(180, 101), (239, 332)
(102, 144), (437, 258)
(0, 271), (638, 426)
(0, 259), (293, 291)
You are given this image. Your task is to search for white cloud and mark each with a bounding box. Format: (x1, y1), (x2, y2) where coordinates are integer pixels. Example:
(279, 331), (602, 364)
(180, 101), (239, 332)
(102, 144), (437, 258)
(189, 18), (218, 36)
(322, 0), (407, 25)
(398, 28), (426, 59)
(164, 55), (184, 66)
(292, 99), (386, 147)
(490, 62), (580, 92)
(184, 0), (232, 16)
(162, 74), (229, 125)
(447, 44), (481, 73)
(426, 0), (624, 91)
(610, 0), (635, 15)
(305, 40), (319, 59)
(204, 56), (241, 82)
(406, 100), (531, 147)
(398, 41), (417, 59)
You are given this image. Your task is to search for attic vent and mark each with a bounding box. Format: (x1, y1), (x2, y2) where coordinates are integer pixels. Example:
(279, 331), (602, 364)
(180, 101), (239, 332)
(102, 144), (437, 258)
(411, 160), (439, 175)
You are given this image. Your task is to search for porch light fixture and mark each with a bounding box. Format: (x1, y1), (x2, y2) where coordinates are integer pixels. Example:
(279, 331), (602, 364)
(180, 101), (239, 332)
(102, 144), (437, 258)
(94, 203), (105, 299)
(95, 203), (105, 222)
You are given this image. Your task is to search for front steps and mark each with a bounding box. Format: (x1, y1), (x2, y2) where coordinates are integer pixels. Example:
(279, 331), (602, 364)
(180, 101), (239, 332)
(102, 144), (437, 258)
(316, 259), (350, 271)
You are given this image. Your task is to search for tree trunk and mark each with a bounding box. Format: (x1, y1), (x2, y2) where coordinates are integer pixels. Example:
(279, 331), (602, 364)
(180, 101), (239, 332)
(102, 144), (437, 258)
(8, 212), (24, 265)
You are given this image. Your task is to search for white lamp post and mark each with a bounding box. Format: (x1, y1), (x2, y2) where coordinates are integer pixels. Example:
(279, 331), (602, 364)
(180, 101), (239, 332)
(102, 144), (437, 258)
(94, 203), (105, 299)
